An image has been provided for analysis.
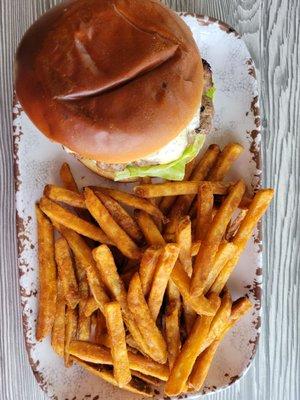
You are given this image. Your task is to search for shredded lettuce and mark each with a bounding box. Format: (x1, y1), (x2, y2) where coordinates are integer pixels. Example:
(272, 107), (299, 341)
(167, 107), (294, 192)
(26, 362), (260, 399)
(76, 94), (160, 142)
(205, 86), (216, 100)
(114, 134), (205, 181)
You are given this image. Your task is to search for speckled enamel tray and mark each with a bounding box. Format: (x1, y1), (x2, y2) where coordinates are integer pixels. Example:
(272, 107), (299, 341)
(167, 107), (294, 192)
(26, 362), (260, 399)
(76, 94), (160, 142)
(13, 14), (262, 400)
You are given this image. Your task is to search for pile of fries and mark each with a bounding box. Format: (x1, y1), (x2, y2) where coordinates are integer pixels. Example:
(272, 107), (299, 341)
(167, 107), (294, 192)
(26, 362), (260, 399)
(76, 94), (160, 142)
(35, 143), (274, 397)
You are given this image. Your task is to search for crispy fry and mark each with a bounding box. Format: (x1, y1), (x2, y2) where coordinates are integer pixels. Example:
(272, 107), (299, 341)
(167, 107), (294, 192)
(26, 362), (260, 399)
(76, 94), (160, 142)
(74, 255), (91, 340)
(55, 237), (80, 309)
(51, 279), (65, 356)
(36, 205), (57, 341)
(191, 180), (246, 297)
(135, 210), (165, 246)
(92, 186), (166, 222)
(84, 188), (141, 259)
(40, 197), (110, 243)
(164, 294), (220, 396)
(127, 273), (167, 364)
(171, 261), (219, 316)
(104, 302), (131, 387)
(183, 301), (196, 335)
(210, 189), (274, 294)
(196, 182), (214, 241)
(44, 185), (86, 208)
(93, 245), (151, 358)
(56, 225), (110, 314)
(60, 162), (79, 192)
(134, 181), (229, 198)
(95, 191), (143, 243)
(148, 244), (179, 321)
(164, 300), (181, 369)
(72, 357), (153, 397)
(207, 143), (244, 181)
(139, 246), (162, 297)
(176, 216), (192, 275)
(64, 306), (77, 367)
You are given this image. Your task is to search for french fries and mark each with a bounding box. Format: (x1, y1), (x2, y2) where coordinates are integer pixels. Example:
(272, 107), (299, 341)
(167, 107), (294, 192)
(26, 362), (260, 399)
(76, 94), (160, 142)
(84, 188), (141, 259)
(36, 144), (273, 396)
(104, 302), (131, 387)
(55, 237), (80, 309)
(128, 273), (167, 364)
(36, 206), (57, 341)
(39, 197), (110, 243)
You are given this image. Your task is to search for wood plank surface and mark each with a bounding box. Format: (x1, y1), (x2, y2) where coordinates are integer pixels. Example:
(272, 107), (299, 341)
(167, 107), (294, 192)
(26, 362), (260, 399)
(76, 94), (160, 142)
(0, 0), (299, 399)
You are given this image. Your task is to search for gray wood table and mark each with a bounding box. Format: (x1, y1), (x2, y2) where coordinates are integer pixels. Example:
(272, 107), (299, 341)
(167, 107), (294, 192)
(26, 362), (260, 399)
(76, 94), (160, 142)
(1, 0), (299, 399)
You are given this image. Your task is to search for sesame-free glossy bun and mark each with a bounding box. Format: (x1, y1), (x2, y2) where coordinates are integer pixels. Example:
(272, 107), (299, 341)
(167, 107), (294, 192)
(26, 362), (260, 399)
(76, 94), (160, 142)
(15, 0), (203, 163)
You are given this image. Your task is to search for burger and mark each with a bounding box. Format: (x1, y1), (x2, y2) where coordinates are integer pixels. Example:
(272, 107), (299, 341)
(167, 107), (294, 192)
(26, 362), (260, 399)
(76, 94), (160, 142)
(15, 0), (215, 182)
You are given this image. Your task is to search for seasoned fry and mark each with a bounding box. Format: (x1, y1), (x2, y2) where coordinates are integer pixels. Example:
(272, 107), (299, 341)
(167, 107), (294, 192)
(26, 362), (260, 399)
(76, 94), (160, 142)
(190, 180), (246, 297)
(51, 279), (65, 357)
(127, 273), (167, 364)
(148, 244), (180, 321)
(40, 197), (111, 243)
(207, 143), (244, 181)
(92, 186), (166, 222)
(44, 185), (86, 208)
(134, 181), (229, 198)
(95, 191), (143, 242)
(64, 307), (77, 367)
(56, 225), (110, 314)
(171, 261), (220, 316)
(60, 162), (79, 192)
(104, 302), (131, 387)
(164, 300), (181, 369)
(139, 246), (162, 297)
(135, 210), (165, 246)
(210, 189), (274, 294)
(55, 237), (80, 309)
(176, 216), (192, 275)
(84, 188), (141, 259)
(196, 182), (214, 241)
(165, 144), (220, 237)
(72, 357), (153, 397)
(164, 294), (220, 396)
(36, 205), (57, 341)
(74, 255), (91, 341)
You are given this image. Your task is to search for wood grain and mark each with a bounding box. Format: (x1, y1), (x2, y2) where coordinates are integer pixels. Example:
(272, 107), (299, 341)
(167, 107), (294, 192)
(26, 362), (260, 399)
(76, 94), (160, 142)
(0, 0), (299, 399)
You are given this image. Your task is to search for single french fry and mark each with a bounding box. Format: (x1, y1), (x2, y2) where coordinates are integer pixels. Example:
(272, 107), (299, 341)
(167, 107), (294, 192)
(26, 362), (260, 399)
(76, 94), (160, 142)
(84, 297), (98, 317)
(196, 182), (214, 241)
(94, 310), (107, 344)
(210, 189), (274, 294)
(134, 181), (229, 198)
(165, 145), (220, 237)
(139, 246), (162, 297)
(71, 357), (153, 397)
(55, 225), (110, 314)
(51, 279), (65, 356)
(44, 185), (86, 208)
(64, 306), (77, 367)
(93, 245), (151, 358)
(171, 261), (219, 316)
(207, 143), (244, 181)
(164, 293), (220, 396)
(92, 186), (166, 223)
(40, 197), (111, 243)
(191, 180), (246, 297)
(128, 273), (167, 364)
(148, 244), (180, 321)
(36, 205), (57, 341)
(176, 216), (192, 276)
(104, 302), (131, 387)
(60, 163), (79, 192)
(84, 188), (141, 260)
(95, 191), (143, 243)
(74, 256), (91, 341)
(135, 210), (166, 246)
(55, 237), (80, 309)
(164, 300), (181, 369)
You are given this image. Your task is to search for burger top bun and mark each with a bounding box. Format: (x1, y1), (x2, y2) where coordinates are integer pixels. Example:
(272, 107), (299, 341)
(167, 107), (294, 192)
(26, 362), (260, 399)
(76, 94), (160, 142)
(15, 0), (204, 163)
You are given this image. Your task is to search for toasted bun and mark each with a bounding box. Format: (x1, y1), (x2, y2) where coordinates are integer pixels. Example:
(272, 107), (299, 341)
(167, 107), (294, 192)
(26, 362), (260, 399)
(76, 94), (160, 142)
(15, 0), (203, 163)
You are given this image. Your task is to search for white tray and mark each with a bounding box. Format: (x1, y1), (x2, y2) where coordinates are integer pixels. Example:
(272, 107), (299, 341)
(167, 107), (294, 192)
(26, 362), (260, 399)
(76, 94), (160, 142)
(13, 14), (262, 399)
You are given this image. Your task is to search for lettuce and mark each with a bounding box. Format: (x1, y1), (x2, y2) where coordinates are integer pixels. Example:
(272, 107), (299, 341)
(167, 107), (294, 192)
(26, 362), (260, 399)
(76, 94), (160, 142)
(114, 134), (205, 181)
(204, 85), (216, 100)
